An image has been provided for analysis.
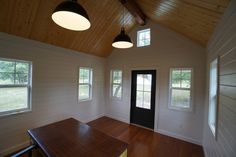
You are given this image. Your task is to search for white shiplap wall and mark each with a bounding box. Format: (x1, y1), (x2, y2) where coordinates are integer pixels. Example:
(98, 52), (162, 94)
(203, 1), (236, 157)
(0, 33), (106, 156)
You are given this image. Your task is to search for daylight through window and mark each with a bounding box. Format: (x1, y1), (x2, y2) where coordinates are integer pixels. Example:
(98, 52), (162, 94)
(208, 58), (218, 136)
(111, 70), (122, 99)
(79, 67), (92, 101)
(169, 68), (193, 111)
(0, 58), (32, 116)
(137, 28), (151, 47)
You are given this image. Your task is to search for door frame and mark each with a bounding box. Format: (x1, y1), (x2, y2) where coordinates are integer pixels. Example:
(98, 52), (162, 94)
(129, 68), (159, 131)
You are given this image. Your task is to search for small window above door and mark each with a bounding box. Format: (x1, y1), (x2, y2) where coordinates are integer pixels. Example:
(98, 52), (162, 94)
(137, 28), (151, 47)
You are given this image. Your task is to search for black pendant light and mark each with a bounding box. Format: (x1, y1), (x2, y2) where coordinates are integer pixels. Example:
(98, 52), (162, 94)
(52, 0), (91, 31)
(112, 7), (133, 49)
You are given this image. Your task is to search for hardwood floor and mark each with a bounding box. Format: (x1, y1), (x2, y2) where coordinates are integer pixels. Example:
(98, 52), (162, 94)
(88, 117), (204, 157)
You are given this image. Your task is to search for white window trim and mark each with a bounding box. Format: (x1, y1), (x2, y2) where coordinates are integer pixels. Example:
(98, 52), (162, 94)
(208, 58), (219, 138)
(78, 67), (93, 102)
(110, 70), (123, 100)
(137, 28), (151, 47)
(0, 58), (32, 117)
(168, 68), (194, 112)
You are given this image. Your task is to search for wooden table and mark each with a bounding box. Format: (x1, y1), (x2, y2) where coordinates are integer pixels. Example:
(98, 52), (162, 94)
(28, 118), (128, 157)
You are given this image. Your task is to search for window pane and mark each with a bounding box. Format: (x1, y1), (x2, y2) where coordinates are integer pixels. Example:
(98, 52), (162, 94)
(0, 72), (14, 85)
(172, 70), (181, 87)
(140, 31), (145, 39)
(181, 70), (191, 88)
(15, 73), (28, 84)
(139, 40), (144, 47)
(137, 29), (151, 47)
(171, 89), (190, 108)
(0, 87), (28, 112)
(113, 71), (122, 84)
(79, 85), (90, 100)
(0, 60), (14, 72)
(79, 68), (90, 84)
(136, 91), (143, 108)
(79, 69), (84, 83)
(143, 92), (151, 109)
(146, 31), (150, 39)
(112, 84), (121, 98)
(143, 39), (150, 46)
(208, 59), (218, 136)
(137, 74), (144, 91)
(83, 69), (90, 83)
(16, 62), (29, 73)
(144, 74), (152, 92)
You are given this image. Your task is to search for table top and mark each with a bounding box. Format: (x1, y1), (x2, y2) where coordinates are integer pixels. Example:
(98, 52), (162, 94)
(28, 118), (128, 157)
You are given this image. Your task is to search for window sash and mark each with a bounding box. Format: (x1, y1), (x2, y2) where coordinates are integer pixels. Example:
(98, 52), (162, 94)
(0, 86), (31, 112)
(111, 70), (122, 99)
(208, 58), (218, 137)
(169, 68), (193, 111)
(137, 28), (151, 47)
(78, 68), (92, 101)
(0, 58), (32, 116)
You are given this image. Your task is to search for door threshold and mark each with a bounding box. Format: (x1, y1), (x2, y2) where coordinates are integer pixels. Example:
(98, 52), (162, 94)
(130, 123), (154, 131)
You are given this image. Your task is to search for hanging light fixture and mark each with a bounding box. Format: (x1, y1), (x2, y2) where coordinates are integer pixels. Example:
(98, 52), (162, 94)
(112, 7), (133, 49)
(52, 0), (91, 31)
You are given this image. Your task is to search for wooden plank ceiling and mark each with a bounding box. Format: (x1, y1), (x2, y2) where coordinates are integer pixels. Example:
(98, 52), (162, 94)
(0, 0), (230, 57)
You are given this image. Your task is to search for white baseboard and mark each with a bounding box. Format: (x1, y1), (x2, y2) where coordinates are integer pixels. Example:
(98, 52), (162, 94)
(83, 113), (105, 123)
(156, 129), (202, 146)
(105, 114), (129, 124)
(105, 115), (202, 146)
(0, 141), (30, 157)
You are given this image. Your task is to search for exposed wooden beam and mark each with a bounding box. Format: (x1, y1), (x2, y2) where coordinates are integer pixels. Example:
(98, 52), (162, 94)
(119, 0), (146, 25)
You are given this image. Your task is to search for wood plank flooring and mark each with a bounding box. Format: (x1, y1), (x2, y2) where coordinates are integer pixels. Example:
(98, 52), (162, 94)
(88, 116), (204, 157)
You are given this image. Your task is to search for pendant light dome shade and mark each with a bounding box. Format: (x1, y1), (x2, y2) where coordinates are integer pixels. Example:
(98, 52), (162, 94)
(52, 0), (91, 31)
(112, 27), (133, 49)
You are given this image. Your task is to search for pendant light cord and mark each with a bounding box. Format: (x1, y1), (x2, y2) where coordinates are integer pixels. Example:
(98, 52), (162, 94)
(123, 6), (125, 29)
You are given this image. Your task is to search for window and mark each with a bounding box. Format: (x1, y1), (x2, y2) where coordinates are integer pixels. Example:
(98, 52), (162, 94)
(136, 74), (152, 109)
(137, 28), (150, 47)
(208, 58), (218, 136)
(111, 70), (122, 99)
(169, 68), (193, 111)
(79, 67), (92, 101)
(0, 58), (32, 116)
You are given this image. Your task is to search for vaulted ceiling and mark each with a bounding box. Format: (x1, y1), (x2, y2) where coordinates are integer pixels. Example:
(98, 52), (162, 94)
(0, 0), (230, 57)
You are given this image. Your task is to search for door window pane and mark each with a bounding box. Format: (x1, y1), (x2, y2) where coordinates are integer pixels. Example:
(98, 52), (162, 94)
(136, 91), (143, 108)
(143, 92), (151, 109)
(136, 74), (152, 109)
(137, 74), (144, 91)
(144, 74), (152, 91)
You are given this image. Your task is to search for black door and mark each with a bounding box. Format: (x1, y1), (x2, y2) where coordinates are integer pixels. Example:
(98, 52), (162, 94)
(130, 70), (156, 129)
